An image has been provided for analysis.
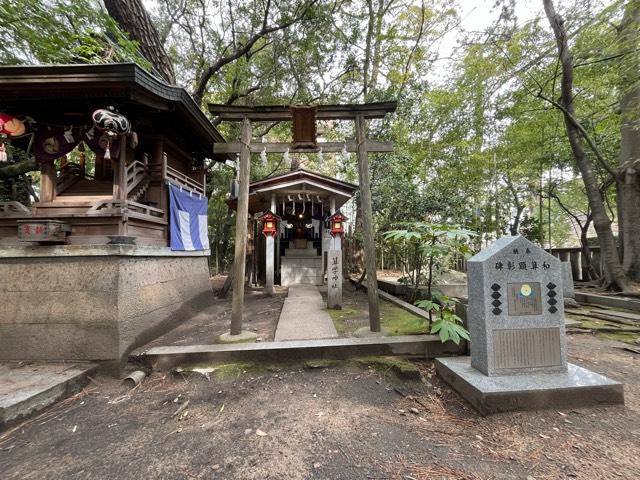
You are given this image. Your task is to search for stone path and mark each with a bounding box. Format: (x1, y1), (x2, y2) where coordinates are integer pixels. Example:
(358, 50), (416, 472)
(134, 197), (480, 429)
(274, 284), (339, 341)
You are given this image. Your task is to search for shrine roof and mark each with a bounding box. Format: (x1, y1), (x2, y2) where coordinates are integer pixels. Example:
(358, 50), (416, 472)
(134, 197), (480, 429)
(228, 168), (357, 214)
(0, 63), (226, 160)
(249, 168), (357, 193)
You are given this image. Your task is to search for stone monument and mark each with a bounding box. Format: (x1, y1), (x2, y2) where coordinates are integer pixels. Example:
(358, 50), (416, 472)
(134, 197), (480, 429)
(435, 236), (624, 415)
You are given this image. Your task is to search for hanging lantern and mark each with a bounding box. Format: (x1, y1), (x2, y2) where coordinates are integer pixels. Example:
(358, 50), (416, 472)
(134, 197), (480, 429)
(328, 210), (347, 237)
(261, 210), (280, 237)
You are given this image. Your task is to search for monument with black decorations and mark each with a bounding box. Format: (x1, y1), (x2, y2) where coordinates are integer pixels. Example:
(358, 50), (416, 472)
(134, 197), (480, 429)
(435, 236), (624, 415)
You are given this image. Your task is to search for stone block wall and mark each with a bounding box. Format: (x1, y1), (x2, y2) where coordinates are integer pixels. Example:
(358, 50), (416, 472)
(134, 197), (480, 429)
(0, 246), (213, 371)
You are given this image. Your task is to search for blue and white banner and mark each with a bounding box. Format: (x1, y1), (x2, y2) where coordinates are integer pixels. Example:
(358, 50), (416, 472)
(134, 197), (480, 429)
(168, 184), (209, 251)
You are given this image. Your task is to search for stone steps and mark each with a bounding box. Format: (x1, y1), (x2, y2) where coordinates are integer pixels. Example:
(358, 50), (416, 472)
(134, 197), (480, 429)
(0, 362), (97, 428)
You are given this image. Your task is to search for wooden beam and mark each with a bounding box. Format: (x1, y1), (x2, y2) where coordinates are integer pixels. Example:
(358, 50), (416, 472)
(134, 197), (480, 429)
(230, 117), (252, 336)
(356, 114), (381, 332)
(213, 140), (393, 155)
(208, 101), (397, 121)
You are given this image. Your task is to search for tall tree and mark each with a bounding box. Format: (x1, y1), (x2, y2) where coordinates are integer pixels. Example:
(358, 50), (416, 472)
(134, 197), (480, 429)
(616, 0), (640, 281)
(103, 0), (176, 83)
(542, 0), (634, 292)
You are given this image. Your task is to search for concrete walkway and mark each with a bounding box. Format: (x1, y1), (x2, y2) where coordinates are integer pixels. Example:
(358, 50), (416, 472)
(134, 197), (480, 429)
(274, 284), (339, 341)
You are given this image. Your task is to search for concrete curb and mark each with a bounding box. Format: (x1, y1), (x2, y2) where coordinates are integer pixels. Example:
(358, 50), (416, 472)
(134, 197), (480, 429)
(575, 292), (640, 312)
(137, 335), (463, 371)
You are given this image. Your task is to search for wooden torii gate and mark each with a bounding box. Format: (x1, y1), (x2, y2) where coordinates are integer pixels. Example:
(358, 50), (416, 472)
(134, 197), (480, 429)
(210, 102), (397, 341)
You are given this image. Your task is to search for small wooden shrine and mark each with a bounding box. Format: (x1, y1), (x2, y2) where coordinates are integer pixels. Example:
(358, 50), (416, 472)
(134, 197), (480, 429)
(228, 167), (357, 288)
(0, 64), (225, 372)
(210, 102), (396, 340)
(0, 63), (223, 245)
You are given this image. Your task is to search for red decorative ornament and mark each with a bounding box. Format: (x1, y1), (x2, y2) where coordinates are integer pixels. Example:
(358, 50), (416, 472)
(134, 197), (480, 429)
(261, 210), (280, 237)
(0, 113), (27, 162)
(0, 113), (26, 137)
(328, 211), (347, 237)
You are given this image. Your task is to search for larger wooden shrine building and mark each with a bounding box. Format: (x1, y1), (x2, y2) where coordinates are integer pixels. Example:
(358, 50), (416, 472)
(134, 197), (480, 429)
(0, 64), (224, 372)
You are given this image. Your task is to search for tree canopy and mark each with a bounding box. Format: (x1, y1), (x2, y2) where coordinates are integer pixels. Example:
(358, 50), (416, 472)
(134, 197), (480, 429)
(1, 0), (639, 289)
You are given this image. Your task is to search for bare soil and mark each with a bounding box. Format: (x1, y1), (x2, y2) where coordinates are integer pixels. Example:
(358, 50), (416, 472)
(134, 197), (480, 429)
(1, 332), (638, 480)
(136, 279), (286, 350)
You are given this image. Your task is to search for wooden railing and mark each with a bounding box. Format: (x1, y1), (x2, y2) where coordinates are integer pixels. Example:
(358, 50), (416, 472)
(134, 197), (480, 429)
(125, 159), (150, 195)
(165, 165), (205, 195)
(56, 162), (82, 195)
(88, 199), (164, 220)
(162, 152), (205, 196)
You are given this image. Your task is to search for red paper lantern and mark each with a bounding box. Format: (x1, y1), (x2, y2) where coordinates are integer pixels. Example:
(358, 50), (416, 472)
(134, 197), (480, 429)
(261, 210), (279, 237)
(328, 211), (347, 237)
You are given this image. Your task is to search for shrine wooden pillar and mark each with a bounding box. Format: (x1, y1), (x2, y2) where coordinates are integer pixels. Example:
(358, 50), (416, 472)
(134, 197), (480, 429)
(230, 117), (252, 336)
(111, 136), (129, 236)
(356, 114), (381, 332)
(39, 161), (56, 203)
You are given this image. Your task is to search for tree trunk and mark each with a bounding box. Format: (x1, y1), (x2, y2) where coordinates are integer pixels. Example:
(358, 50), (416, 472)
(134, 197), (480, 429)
(543, 0), (631, 292)
(104, 0), (176, 84)
(617, 0), (640, 281)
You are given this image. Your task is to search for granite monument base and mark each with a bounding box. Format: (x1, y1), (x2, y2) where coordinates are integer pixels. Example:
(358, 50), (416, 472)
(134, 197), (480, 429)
(435, 356), (624, 415)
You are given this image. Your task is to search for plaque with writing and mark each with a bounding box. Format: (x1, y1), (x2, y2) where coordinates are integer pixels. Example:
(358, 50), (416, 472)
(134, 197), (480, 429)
(507, 282), (542, 316)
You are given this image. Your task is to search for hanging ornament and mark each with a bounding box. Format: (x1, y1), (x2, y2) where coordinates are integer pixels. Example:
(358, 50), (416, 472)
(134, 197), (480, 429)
(63, 126), (74, 143)
(92, 107), (130, 135)
(341, 143), (348, 162)
(0, 113), (26, 138)
(260, 147), (267, 167)
(0, 114), (26, 163)
(283, 148), (290, 167)
(92, 106), (130, 160)
(317, 146), (324, 165)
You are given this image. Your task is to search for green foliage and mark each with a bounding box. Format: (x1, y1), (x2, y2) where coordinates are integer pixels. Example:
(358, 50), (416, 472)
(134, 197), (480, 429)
(0, 0), (147, 66)
(383, 222), (475, 301)
(415, 294), (469, 345)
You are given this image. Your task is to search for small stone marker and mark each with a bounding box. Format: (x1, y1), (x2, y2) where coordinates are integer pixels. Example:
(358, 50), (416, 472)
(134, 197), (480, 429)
(561, 261), (579, 308)
(435, 236), (624, 415)
(327, 250), (342, 309)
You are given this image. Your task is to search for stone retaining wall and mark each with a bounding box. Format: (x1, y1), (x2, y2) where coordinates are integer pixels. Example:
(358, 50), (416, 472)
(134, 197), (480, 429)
(0, 246), (213, 372)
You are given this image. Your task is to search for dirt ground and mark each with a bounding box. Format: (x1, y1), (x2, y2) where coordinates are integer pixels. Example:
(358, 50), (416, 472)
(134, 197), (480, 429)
(136, 278), (286, 351)
(1, 331), (638, 480)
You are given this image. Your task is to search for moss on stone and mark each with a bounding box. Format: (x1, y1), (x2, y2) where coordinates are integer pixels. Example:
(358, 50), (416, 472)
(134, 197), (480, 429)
(352, 356), (421, 380)
(303, 359), (343, 369)
(577, 319), (640, 345)
(379, 301), (428, 336)
(174, 361), (266, 380)
(328, 300), (427, 337)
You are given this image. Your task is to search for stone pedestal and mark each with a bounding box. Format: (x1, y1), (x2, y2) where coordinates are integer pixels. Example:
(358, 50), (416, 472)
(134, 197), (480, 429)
(0, 245), (213, 373)
(436, 357), (624, 415)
